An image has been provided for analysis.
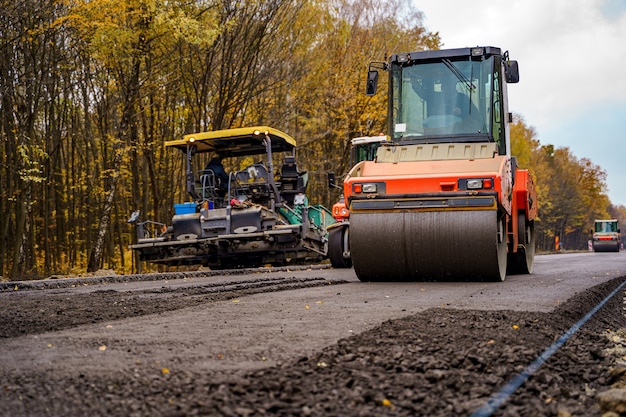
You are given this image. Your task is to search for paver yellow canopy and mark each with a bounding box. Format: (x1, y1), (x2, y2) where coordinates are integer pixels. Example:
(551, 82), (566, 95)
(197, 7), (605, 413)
(165, 126), (297, 156)
(344, 47), (538, 281)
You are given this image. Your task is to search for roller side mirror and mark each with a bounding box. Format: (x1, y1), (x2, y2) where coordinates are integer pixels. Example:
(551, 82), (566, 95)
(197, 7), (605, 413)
(505, 60), (519, 83)
(366, 70), (379, 96)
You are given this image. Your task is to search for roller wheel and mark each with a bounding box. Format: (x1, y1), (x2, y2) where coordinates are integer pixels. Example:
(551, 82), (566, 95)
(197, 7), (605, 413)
(328, 226), (352, 268)
(350, 210), (507, 282)
(507, 214), (535, 275)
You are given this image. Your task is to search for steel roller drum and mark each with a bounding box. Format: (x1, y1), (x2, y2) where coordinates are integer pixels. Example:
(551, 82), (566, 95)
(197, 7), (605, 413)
(349, 209), (507, 281)
(593, 241), (620, 252)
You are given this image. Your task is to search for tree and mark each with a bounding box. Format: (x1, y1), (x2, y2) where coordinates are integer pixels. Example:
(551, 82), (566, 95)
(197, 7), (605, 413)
(0, 0), (68, 278)
(62, 0), (219, 272)
(2, 0), (619, 278)
(538, 148), (610, 250)
(511, 116), (611, 251)
(275, 0), (440, 207)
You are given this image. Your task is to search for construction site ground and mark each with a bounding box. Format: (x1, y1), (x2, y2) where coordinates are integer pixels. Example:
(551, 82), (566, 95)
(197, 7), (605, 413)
(1, 255), (626, 417)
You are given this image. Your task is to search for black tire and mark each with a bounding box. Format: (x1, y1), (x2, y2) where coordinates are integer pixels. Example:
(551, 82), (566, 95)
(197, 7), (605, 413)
(328, 226), (352, 268)
(507, 214), (535, 275)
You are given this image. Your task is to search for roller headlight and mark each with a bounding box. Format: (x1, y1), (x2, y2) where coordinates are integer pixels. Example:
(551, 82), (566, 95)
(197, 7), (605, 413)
(362, 183), (377, 193)
(467, 179), (483, 189)
(459, 178), (494, 191)
(353, 182), (385, 194)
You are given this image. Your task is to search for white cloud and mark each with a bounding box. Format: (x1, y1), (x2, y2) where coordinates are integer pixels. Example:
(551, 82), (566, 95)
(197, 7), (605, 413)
(413, 0), (626, 205)
(416, 0), (626, 125)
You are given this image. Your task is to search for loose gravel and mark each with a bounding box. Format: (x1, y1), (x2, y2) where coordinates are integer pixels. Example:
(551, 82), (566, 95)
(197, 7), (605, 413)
(1, 274), (625, 417)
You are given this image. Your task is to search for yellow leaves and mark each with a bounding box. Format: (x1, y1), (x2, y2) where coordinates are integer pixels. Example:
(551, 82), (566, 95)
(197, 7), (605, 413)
(512, 324), (520, 330)
(61, 0), (145, 65)
(231, 299), (240, 303)
(16, 143), (48, 184)
(381, 398), (396, 411)
(63, 0), (220, 68)
(61, 0), (126, 39)
(510, 116), (539, 170)
(152, 6), (219, 47)
(98, 345), (107, 351)
(151, 359), (171, 375)
(305, 300), (325, 310)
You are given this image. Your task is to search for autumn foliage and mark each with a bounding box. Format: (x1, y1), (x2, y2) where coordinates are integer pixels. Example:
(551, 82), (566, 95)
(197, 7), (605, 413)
(510, 115), (625, 252)
(0, 0), (620, 279)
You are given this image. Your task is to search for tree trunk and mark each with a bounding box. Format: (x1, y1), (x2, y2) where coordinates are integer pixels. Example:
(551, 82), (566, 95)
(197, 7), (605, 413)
(87, 150), (123, 272)
(87, 47), (141, 272)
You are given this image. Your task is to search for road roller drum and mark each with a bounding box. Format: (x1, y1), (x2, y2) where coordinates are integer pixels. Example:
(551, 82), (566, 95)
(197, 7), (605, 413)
(350, 209), (507, 281)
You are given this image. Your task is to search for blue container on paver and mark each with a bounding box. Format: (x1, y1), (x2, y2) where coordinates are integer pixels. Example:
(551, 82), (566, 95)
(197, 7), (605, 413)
(174, 202), (196, 215)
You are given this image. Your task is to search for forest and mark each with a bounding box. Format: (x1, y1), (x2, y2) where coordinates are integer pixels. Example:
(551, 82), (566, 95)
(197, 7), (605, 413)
(1, 0), (624, 280)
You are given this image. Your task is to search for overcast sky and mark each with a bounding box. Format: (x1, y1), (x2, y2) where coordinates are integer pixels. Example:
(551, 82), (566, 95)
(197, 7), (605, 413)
(412, 0), (626, 206)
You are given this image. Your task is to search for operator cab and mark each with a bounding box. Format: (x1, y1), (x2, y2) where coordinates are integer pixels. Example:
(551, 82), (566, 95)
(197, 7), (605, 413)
(368, 46), (519, 155)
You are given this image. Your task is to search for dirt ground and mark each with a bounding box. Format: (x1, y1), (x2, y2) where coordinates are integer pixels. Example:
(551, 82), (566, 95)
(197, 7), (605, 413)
(1, 272), (626, 417)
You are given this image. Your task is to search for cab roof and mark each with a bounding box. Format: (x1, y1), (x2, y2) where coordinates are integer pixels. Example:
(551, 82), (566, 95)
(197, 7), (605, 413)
(390, 46), (502, 64)
(165, 126), (297, 157)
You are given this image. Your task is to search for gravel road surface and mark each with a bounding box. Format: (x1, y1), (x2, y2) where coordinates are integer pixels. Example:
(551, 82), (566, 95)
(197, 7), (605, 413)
(1, 253), (626, 416)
